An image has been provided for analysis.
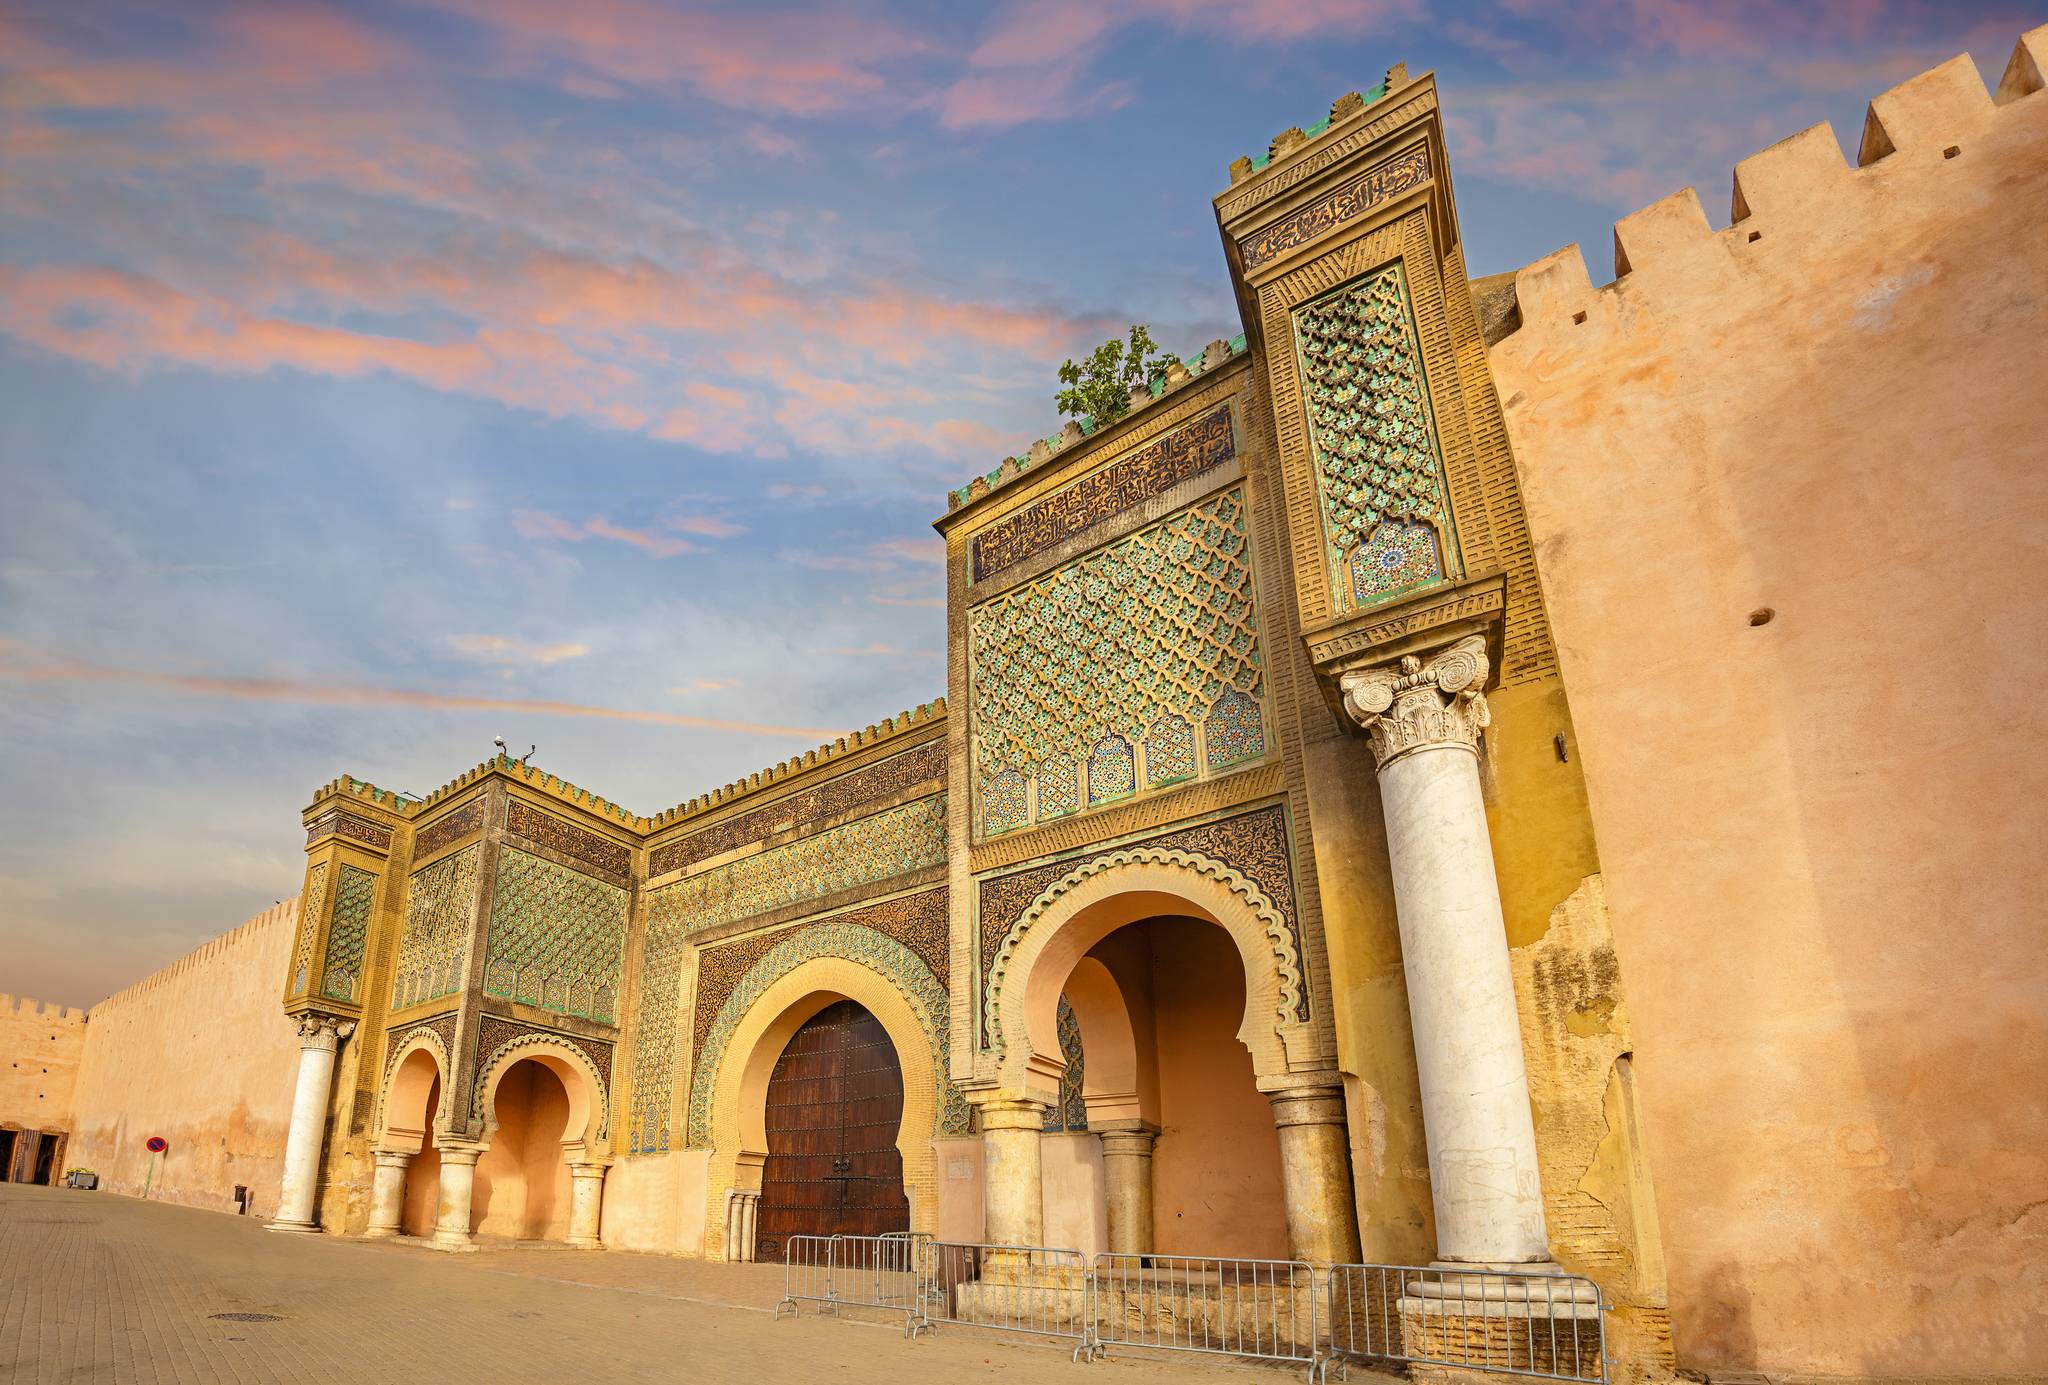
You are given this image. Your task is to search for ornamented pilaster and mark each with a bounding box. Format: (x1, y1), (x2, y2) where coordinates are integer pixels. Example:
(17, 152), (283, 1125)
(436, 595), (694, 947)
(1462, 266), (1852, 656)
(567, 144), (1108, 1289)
(1339, 634), (1491, 768)
(567, 1159), (611, 1249)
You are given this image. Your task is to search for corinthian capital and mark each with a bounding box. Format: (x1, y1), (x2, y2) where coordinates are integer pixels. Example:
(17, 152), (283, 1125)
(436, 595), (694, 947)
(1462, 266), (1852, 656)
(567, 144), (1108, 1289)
(1339, 634), (1491, 769)
(292, 1013), (357, 1051)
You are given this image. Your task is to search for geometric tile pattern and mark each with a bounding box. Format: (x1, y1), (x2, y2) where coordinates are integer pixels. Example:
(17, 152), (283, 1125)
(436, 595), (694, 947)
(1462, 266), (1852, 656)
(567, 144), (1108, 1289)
(644, 794), (946, 936)
(685, 919), (970, 1147)
(1294, 262), (1456, 611)
(1205, 688), (1266, 770)
(1145, 714), (1197, 787)
(391, 844), (480, 1011)
(969, 487), (1266, 837)
(319, 865), (377, 1003)
(482, 846), (629, 1024)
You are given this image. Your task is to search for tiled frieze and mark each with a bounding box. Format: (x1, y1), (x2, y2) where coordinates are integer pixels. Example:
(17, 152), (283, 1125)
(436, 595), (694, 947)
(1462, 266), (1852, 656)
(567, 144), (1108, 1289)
(624, 884), (694, 1155)
(482, 847), (629, 1024)
(1239, 143), (1431, 272)
(968, 488), (1268, 838)
(304, 810), (392, 851)
(644, 794), (946, 936)
(391, 844), (479, 1011)
(648, 739), (944, 877)
(505, 798), (632, 878)
(318, 865), (377, 1003)
(412, 798), (483, 862)
(1293, 262), (1459, 611)
(970, 405), (1236, 581)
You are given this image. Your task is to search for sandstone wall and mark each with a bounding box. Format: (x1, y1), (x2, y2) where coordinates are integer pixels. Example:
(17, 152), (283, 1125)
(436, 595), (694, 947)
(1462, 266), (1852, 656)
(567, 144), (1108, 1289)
(0, 993), (86, 1181)
(66, 900), (304, 1216)
(1489, 33), (2048, 1380)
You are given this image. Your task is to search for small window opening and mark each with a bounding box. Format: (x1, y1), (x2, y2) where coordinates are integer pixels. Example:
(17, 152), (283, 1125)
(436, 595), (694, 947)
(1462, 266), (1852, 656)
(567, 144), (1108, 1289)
(1747, 230), (1762, 243)
(1571, 310), (1587, 325)
(1943, 145), (1961, 159)
(1748, 607), (1776, 627)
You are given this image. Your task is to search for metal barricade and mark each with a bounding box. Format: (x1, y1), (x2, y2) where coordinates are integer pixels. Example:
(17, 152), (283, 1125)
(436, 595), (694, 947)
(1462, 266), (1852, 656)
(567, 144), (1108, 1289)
(775, 1235), (924, 1335)
(1320, 1264), (1607, 1384)
(1090, 1253), (1319, 1379)
(775, 1234), (841, 1318)
(916, 1242), (1093, 1359)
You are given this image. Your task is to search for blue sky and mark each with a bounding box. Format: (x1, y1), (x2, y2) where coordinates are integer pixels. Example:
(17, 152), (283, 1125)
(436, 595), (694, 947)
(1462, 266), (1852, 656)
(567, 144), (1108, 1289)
(0, 0), (2024, 1005)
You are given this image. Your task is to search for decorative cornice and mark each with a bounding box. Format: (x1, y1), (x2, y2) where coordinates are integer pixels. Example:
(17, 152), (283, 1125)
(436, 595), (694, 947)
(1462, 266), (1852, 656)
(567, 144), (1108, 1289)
(1238, 143), (1432, 274)
(1339, 634), (1491, 769)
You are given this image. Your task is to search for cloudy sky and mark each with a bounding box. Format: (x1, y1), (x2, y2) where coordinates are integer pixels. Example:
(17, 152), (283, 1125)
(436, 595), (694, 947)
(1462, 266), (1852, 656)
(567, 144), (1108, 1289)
(0, 0), (2021, 1006)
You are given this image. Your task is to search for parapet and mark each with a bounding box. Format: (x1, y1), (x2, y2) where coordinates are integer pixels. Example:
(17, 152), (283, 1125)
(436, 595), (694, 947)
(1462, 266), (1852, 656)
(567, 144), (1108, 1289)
(1496, 26), (2045, 340)
(944, 335), (1248, 515)
(649, 697), (947, 827)
(0, 993), (88, 1024)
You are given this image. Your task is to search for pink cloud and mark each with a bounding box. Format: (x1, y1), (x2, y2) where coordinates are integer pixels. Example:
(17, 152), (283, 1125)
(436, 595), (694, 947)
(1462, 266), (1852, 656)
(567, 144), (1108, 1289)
(511, 509), (694, 558)
(667, 515), (746, 538)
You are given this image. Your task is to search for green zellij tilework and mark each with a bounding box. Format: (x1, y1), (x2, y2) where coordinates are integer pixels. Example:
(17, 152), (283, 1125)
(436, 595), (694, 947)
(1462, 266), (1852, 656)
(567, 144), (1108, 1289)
(483, 847), (629, 1024)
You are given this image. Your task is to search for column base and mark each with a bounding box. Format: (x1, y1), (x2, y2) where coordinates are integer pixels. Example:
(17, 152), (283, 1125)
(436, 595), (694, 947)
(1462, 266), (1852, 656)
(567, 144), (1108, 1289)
(1392, 1263), (1603, 1381)
(360, 1226), (400, 1240)
(426, 1234), (482, 1254)
(565, 1235), (601, 1250)
(263, 1219), (321, 1235)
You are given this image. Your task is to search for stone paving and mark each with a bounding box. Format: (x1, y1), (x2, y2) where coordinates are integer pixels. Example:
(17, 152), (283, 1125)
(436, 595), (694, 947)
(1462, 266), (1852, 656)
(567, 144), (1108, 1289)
(0, 1182), (1325, 1384)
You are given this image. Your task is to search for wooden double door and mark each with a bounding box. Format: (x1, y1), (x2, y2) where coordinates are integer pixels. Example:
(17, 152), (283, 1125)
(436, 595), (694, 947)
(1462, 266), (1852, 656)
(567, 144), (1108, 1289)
(755, 999), (910, 1262)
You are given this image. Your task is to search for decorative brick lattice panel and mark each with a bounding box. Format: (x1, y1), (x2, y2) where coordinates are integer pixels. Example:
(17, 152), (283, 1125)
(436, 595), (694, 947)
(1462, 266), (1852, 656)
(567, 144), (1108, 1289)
(290, 863), (329, 998)
(969, 488), (1266, 837)
(1041, 996), (1087, 1132)
(391, 845), (479, 1010)
(504, 798), (632, 877)
(649, 739), (944, 876)
(482, 847), (629, 1024)
(624, 885), (694, 1155)
(319, 865), (377, 1003)
(646, 795), (946, 936)
(1294, 263), (1458, 611)
(970, 405), (1236, 581)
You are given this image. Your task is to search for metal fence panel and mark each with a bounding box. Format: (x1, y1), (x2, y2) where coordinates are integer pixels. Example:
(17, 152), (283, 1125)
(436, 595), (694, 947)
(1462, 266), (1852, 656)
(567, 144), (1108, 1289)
(916, 1242), (1092, 1358)
(1322, 1264), (1606, 1384)
(774, 1234), (841, 1318)
(1090, 1253), (1319, 1379)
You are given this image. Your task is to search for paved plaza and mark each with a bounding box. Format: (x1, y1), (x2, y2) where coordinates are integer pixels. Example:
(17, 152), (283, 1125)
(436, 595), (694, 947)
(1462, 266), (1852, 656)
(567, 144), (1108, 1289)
(1, 1182), (1314, 1385)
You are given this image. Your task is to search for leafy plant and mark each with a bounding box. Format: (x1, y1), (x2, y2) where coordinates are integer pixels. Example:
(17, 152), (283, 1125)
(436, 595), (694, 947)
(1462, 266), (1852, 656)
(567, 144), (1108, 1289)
(1055, 325), (1177, 426)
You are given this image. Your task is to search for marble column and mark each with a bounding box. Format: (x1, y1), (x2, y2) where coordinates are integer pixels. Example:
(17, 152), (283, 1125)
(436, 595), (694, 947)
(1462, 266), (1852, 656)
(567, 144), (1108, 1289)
(1341, 635), (1551, 1266)
(1097, 1124), (1157, 1256)
(566, 1160), (609, 1249)
(979, 1096), (1048, 1247)
(1269, 1083), (1364, 1264)
(723, 1188), (762, 1262)
(266, 1013), (354, 1234)
(432, 1143), (485, 1251)
(363, 1149), (412, 1238)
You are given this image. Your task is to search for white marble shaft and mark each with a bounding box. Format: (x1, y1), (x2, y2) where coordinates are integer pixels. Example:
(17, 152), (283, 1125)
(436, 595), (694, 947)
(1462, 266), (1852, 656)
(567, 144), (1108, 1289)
(267, 1014), (352, 1233)
(1343, 636), (1552, 1265)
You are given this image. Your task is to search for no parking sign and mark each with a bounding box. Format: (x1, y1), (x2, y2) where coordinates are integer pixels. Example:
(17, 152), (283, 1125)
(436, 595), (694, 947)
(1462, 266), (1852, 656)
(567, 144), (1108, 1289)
(144, 1135), (167, 1197)
(145, 1136), (168, 1154)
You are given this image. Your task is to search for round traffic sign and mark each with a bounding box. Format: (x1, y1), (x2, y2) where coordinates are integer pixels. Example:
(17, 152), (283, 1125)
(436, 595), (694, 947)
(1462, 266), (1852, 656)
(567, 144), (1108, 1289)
(146, 1136), (168, 1154)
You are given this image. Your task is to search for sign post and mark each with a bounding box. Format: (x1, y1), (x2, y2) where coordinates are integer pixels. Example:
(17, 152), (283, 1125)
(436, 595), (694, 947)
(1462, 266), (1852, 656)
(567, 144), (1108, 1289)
(143, 1136), (167, 1199)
